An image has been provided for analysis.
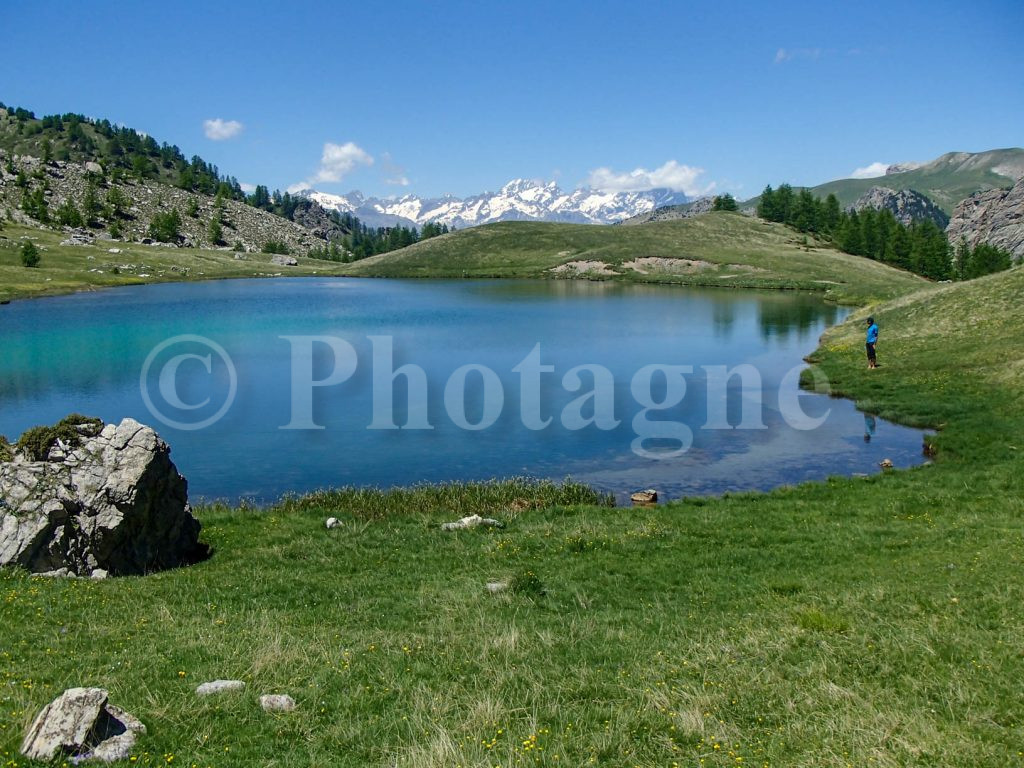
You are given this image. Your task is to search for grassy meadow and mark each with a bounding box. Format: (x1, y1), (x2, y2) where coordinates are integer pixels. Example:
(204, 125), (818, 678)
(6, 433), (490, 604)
(340, 213), (928, 304)
(1, 245), (1022, 765)
(0, 224), (351, 302)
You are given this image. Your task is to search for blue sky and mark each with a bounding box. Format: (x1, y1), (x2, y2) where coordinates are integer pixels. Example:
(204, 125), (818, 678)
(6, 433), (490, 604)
(1, 1), (1021, 200)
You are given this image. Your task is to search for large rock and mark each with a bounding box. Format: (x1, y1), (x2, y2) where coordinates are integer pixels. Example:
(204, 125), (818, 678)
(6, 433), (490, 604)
(0, 418), (207, 577)
(270, 254), (298, 266)
(21, 687), (145, 763)
(849, 186), (949, 228)
(945, 176), (1024, 261)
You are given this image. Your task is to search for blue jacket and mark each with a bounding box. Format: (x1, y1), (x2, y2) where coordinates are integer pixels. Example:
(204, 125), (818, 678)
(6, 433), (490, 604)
(866, 323), (879, 344)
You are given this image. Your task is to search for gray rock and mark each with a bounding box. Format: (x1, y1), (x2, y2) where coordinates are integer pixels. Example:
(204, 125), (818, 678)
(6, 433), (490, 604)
(486, 580), (509, 594)
(84, 161), (104, 175)
(60, 233), (95, 247)
(20, 688), (145, 763)
(0, 418), (207, 577)
(259, 694), (296, 712)
(849, 187), (949, 228)
(946, 176), (1024, 261)
(325, 517), (342, 529)
(441, 514), (504, 531)
(270, 254), (298, 266)
(196, 680), (246, 697)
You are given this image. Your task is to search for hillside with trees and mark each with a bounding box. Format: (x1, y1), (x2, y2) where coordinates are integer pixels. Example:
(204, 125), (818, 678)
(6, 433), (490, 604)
(756, 183), (1013, 281)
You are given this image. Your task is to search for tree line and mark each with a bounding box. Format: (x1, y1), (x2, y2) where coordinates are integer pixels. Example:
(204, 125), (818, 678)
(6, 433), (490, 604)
(756, 183), (1012, 280)
(309, 216), (451, 262)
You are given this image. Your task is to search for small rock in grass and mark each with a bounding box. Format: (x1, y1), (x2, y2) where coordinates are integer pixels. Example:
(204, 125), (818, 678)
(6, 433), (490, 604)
(260, 694), (296, 712)
(441, 514), (504, 531)
(196, 680), (246, 697)
(90, 569), (109, 580)
(880, 458), (894, 469)
(486, 581), (509, 594)
(630, 489), (658, 505)
(325, 517), (342, 530)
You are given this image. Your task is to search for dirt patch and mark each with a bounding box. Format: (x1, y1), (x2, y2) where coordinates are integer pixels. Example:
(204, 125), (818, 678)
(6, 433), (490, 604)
(550, 260), (619, 277)
(622, 257), (714, 274)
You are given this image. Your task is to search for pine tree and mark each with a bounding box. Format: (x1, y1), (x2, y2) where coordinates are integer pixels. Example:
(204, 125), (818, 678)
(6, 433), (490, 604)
(56, 198), (84, 228)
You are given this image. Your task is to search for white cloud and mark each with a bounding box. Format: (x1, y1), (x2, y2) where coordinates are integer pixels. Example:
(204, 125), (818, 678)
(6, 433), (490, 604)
(586, 160), (714, 196)
(239, 182), (256, 193)
(203, 118), (243, 141)
(286, 182), (311, 194)
(311, 141), (373, 184)
(849, 162), (890, 179)
(386, 176), (410, 187)
(774, 47), (821, 64)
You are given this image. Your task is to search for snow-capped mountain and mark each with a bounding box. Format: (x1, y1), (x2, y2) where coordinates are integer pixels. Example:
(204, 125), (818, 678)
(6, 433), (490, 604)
(294, 180), (689, 229)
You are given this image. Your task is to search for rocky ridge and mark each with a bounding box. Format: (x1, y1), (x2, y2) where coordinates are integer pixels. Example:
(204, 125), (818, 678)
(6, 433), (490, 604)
(849, 187), (950, 228)
(618, 196), (716, 226)
(945, 175), (1024, 261)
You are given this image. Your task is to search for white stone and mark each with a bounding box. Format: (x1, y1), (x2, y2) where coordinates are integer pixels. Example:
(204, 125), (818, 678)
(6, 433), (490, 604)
(196, 680), (246, 697)
(325, 517), (342, 529)
(259, 694), (296, 712)
(441, 514), (504, 531)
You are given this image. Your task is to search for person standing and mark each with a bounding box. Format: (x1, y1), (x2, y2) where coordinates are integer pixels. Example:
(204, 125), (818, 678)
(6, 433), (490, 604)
(866, 316), (879, 369)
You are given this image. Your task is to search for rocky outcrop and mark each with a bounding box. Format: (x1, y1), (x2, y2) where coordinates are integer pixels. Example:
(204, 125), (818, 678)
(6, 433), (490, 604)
(945, 176), (1024, 261)
(21, 688), (145, 763)
(850, 187), (949, 228)
(0, 417), (206, 577)
(619, 196), (715, 226)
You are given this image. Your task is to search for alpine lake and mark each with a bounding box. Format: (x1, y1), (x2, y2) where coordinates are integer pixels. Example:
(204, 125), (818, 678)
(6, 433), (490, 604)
(0, 278), (929, 504)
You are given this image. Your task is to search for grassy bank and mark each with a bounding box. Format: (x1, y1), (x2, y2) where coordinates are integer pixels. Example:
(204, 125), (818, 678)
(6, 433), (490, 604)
(341, 213), (929, 304)
(1, 265), (1022, 766)
(0, 224), (351, 302)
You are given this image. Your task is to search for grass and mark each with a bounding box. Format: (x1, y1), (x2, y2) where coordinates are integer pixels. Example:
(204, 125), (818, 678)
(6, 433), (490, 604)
(2, 262), (1024, 765)
(0, 224), (351, 302)
(340, 212), (929, 304)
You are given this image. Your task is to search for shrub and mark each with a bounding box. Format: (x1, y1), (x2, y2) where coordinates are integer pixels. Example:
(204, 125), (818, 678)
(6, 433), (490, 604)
(510, 569), (546, 598)
(15, 414), (103, 461)
(0, 435), (13, 462)
(148, 208), (182, 242)
(262, 239), (290, 255)
(56, 198), (84, 228)
(20, 240), (41, 267)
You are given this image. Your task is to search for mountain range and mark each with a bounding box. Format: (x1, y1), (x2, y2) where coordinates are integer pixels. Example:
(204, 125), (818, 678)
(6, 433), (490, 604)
(293, 180), (690, 229)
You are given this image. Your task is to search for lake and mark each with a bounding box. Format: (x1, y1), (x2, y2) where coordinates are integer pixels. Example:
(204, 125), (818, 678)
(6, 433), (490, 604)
(0, 278), (927, 503)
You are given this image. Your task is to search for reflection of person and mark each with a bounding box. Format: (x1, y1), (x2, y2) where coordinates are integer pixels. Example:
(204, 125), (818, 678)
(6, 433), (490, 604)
(866, 316), (879, 369)
(863, 413), (876, 443)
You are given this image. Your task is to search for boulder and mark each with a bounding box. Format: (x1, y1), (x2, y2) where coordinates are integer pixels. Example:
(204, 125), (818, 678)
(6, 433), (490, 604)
(325, 517), (342, 529)
(0, 418), (207, 577)
(270, 254), (298, 267)
(20, 688), (145, 763)
(630, 489), (658, 505)
(84, 161), (104, 175)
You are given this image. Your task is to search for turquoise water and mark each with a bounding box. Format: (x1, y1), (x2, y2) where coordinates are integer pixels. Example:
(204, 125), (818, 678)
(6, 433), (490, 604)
(0, 278), (927, 503)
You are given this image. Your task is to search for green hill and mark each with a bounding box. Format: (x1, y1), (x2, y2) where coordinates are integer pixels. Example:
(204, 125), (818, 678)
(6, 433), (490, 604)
(341, 212), (928, 303)
(810, 148), (1024, 213)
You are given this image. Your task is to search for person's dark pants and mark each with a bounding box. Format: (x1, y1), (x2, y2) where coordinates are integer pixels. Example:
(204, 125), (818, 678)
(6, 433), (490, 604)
(866, 342), (876, 363)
